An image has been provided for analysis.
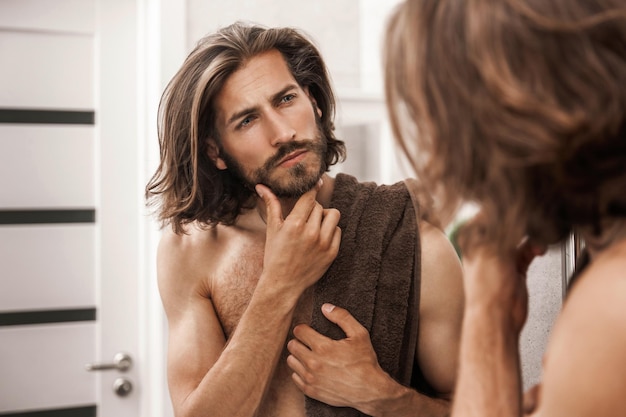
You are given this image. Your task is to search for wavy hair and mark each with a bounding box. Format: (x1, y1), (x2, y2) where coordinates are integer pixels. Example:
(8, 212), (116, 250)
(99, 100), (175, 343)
(146, 22), (346, 233)
(385, 0), (626, 253)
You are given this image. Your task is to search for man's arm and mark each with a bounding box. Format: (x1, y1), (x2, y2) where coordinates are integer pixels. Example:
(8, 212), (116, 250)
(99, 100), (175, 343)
(451, 296), (523, 417)
(450, 240), (544, 417)
(413, 221), (464, 398)
(159, 185), (341, 417)
(286, 220), (464, 417)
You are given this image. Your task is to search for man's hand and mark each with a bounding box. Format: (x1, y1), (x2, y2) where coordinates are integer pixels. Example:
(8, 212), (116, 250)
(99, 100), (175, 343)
(462, 237), (547, 333)
(286, 303), (393, 412)
(256, 183), (342, 296)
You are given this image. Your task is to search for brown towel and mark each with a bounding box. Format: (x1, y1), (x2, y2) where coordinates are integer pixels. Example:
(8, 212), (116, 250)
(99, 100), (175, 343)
(305, 173), (420, 417)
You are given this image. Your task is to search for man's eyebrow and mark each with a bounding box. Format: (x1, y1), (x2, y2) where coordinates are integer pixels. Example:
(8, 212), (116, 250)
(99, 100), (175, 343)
(225, 84), (300, 128)
(226, 106), (258, 128)
(269, 84), (299, 105)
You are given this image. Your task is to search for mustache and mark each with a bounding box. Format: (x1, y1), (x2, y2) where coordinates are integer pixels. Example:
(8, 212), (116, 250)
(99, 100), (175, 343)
(263, 140), (322, 170)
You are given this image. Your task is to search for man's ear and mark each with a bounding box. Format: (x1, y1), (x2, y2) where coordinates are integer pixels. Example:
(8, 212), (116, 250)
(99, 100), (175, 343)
(207, 139), (227, 170)
(304, 86), (322, 118)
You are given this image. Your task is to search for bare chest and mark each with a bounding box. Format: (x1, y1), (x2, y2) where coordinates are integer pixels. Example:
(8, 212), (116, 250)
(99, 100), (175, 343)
(209, 239), (313, 340)
(208, 240), (312, 416)
(209, 241), (264, 337)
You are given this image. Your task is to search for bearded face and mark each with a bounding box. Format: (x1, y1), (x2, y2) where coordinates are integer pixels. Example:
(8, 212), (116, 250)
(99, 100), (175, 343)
(211, 50), (330, 199)
(218, 134), (328, 199)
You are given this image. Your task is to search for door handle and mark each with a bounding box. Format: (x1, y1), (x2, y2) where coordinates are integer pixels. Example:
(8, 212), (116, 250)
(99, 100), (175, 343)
(85, 352), (132, 372)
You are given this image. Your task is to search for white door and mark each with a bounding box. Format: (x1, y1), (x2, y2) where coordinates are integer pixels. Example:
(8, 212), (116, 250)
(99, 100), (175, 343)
(0, 0), (170, 415)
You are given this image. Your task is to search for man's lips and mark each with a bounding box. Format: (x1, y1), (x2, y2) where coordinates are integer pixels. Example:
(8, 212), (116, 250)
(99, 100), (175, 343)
(278, 149), (308, 166)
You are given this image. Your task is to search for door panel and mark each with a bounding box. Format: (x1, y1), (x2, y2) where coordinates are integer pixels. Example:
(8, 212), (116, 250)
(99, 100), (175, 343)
(0, 126), (94, 208)
(0, 225), (95, 311)
(0, 31), (94, 108)
(0, 324), (97, 412)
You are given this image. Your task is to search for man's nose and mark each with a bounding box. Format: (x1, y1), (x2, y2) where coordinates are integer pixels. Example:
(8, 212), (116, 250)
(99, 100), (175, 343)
(266, 110), (296, 146)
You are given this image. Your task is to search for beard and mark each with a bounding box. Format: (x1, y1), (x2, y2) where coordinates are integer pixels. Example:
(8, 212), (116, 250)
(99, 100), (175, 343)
(219, 135), (328, 199)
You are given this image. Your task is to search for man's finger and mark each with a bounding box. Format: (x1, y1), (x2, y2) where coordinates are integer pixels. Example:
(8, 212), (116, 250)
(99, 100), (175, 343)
(255, 184), (284, 226)
(320, 304), (366, 339)
(320, 208), (341, 240)
(288, 179), (323, 220)
(306, 202), (324, 227)
(292, 324), (330, 350)
(286, 352), (308, 377)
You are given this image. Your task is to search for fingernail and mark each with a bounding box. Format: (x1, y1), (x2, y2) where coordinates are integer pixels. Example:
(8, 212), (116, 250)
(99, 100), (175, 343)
(318, 178), (324, 187)
(255, 184), (264, 198)
(322, 303), (335, 313)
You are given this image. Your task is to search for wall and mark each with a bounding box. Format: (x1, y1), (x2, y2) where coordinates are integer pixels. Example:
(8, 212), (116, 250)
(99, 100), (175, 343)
(186, 0), (362, 90)
(521, 247), (563, 389)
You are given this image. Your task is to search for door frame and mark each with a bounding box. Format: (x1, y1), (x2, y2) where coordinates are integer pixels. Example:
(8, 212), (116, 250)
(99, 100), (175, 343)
(138, 0), (186, 416)
(96, 0), (142, 414)
(97, 0), (185, 415)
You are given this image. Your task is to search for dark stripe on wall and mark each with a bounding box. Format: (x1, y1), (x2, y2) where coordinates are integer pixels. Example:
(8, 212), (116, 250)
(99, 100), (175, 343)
(0, 405), (96, 417)
(0, 308), (96, 327)
(0, 209), (95, 225)
(0, 108), (95, 125)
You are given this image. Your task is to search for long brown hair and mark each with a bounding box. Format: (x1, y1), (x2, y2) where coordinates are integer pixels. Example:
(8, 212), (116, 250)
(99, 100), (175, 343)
(385, 0), (626, 253)
(146, 22), (346, 233)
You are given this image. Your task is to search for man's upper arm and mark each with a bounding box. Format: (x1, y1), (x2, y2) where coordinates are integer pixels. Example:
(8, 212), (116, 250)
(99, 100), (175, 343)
(416, 221), (465, 398)
(156, 229), (227, 409)
(535, 259), (626, 416)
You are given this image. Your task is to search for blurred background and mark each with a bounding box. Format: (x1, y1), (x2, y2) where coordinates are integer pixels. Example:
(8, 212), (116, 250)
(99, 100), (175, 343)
(0, 1), (568, 416)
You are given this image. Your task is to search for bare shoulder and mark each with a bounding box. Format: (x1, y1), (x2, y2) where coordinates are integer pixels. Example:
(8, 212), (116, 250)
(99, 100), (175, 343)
(564, 237), (626, 323)
(156, 223), (225, 313)
(538, 239), (626, 416)
(158, 223), (220, 269)
(418, 220), (464, 311)
(158, 224), (217, 275)
(592, 236), (626, 277)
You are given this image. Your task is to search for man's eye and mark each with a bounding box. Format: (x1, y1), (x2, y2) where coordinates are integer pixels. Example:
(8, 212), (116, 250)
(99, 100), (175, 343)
(239, 116), (253, 128)
(281, 94), (295, 103)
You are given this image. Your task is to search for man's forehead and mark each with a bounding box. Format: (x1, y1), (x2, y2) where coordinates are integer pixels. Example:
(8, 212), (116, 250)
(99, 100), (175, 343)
(215, 50), (303, 123)
(225, 50), (297, 96)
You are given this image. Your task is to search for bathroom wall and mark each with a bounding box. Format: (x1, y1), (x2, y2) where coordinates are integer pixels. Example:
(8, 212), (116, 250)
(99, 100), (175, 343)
(186, 0), (362, 90)
(521, 246), (563, 388)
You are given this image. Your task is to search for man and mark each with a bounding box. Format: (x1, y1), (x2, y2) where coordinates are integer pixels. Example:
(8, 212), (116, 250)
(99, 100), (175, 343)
(384, 0), (626, 416)
(146, 22), (463, 417)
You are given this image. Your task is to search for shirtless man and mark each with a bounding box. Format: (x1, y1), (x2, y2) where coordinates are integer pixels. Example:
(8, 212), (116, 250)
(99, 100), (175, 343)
(146, 22), (463, 417)
(384, 1), (626, 416)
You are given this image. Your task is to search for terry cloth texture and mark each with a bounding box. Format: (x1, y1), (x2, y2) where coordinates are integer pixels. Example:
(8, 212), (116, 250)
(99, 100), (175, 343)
(305, 173), (423, 417)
